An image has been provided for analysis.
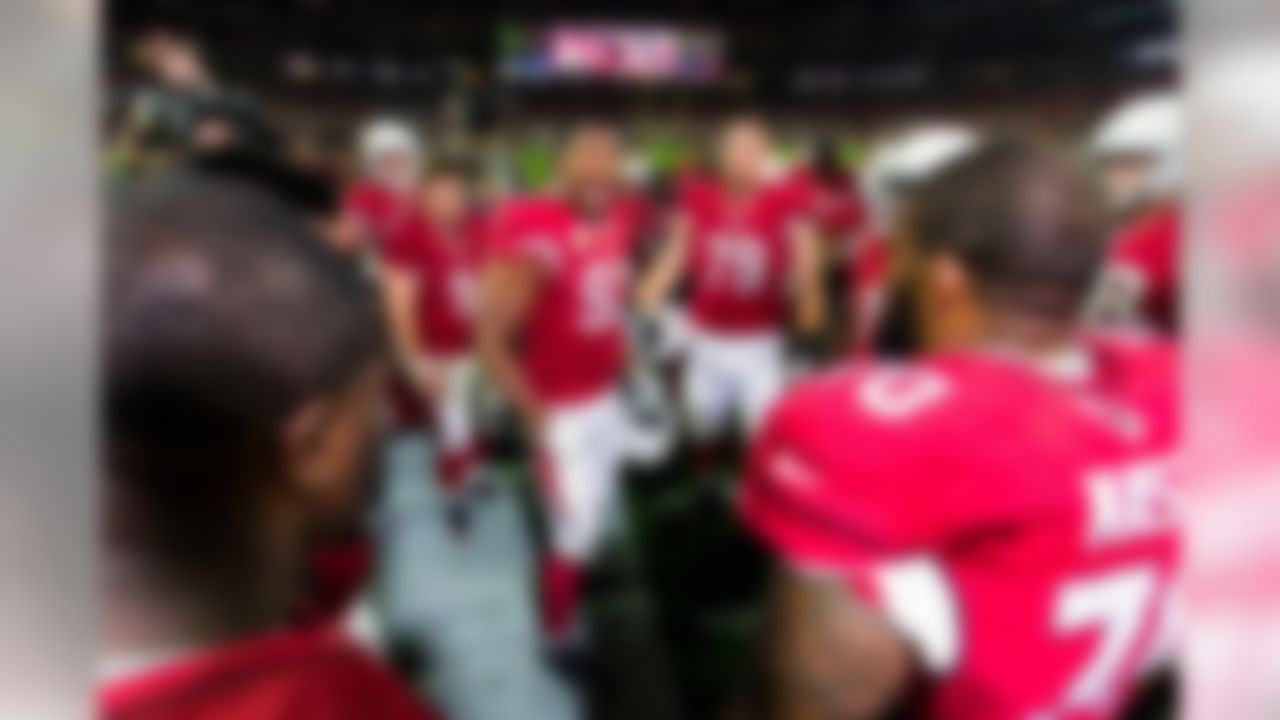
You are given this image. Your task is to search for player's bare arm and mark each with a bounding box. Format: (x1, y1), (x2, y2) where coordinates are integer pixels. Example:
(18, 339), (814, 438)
(476, 256), (544, 432)
(635, 211), (690, 315)
(750, 568), (915, 720)
(379, 263), (441, 403)
(790, 219), (828, 340)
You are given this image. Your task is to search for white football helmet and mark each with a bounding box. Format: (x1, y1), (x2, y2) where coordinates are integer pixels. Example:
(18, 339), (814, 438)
(357, 117), (423, 190)
(1090, 93), (1181, 209)
(861, 124), (979, 230)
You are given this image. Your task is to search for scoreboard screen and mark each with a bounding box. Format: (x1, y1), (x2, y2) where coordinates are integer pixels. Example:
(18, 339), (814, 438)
(500, 22), (722, 85)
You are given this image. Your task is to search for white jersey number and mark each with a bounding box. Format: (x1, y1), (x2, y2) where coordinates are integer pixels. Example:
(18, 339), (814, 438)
(578, 262), (626, 335)
(1051, 565), (1161, 715)
(706, 232), (768, 296)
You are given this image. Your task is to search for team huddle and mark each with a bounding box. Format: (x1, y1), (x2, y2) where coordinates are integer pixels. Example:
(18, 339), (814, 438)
(104, 87), (1181, 720)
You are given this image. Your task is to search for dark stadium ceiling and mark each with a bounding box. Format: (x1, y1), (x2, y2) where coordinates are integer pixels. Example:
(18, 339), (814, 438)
(108, 0), (1176, 103)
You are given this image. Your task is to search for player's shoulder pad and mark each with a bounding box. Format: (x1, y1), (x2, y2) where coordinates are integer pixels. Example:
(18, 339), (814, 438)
(746, 360), (958, 551)
(761, 358), (961, 460)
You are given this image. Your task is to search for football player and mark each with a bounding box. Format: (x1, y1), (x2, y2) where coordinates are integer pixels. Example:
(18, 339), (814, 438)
(1087, 93), (1181, 334)
(849, 124), (978, 355)
(786, 136), (866, 257)
(476, 123), (643, 652)
(343, 117), (423, 253)
(739, 138), (1179, 720)
(638, 116), (826, 441)
(102, 177), (438, 719)
(381, 158), (488, 536)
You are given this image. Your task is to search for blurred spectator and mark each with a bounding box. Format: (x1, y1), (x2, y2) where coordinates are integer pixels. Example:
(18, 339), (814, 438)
(110, 29), (272, 176)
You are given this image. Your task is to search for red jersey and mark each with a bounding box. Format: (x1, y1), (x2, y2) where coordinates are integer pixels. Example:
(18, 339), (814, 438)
(100, 628), (439, 720)
(343, 181), (415, 249)
(682, 180), (813, 334)
(742, 335), (1179, 720)
(786, 166), (866, 251)
(385, 212), (486, 358)
(848, 227), (894, 353)
(489, 195), (637, 406)
(1103, 205), (1179, 333)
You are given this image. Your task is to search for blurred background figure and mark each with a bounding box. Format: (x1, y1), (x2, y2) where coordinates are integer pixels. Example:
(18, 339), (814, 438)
(477, 123), (641, 667)
(638, 116), (825, 454)
(849, 124), (979, 355)
(345, 117), (425, 256)
(1088, 93), (1182, 334)
(380, 157), (489, 537)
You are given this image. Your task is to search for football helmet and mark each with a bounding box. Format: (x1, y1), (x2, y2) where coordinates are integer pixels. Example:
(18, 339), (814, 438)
(862, 124), (979, 229)
(1090, 93), (1181, 209)
(357, 117), (423, 189)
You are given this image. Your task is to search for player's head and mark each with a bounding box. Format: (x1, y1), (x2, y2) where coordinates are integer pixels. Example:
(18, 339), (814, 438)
(717, 115), (773, 189)
(421, 156), (471, 227)
(903, 137), (1108, 350)
(558, 121), (623, 214)
(358, 117), (422, 192)
(1089, 92), (1181, 216)
(107, 176), (385, 601)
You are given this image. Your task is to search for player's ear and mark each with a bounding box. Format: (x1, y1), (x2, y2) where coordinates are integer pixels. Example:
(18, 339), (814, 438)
(280, 362), (385, 529)
(928, 254), (971, 301)
(921, 253), (982, 349)
(281, 395), (334, 501)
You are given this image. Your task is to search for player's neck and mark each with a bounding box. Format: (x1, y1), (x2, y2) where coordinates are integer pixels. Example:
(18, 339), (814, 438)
(723, 176), (760, 201)
(102, 556), (285, 665)
(101, 520), (301, 665)
(561, 188), (611, 223)
(972, 312), (1081, 361)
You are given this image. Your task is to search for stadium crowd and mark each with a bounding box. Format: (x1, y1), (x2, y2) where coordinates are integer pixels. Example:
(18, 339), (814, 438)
(102, 27), (1180, 720)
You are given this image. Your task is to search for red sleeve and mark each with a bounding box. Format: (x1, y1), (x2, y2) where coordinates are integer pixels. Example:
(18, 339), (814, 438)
(343, 184), (384, 225)
(488, 200), (560, 273)
(740, 369), (965, 674)
(382, 219), (422, 271)
(1108, 208), (1179, 330)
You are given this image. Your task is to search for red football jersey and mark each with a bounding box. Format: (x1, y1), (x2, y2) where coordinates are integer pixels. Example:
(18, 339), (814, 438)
(343, 181), (416, 250)
(100, 628), (440, 720)
(489, 195), (636, 406)
(786, 166), (866, 251)
(741, 335), (1179, 720)
(385, 212), (486, 358)
(682, 180), (812, 334)
(848, 227), (894, 354)
(1104, 205), (1179, 333)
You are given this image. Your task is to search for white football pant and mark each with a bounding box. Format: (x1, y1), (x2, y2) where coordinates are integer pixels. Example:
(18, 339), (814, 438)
(680, 325), (788, 441)
(537, 389), (632, 563)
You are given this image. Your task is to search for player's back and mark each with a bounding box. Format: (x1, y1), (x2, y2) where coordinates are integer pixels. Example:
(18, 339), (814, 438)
(742, 334), (1178, 720)
(100, 628), (439, 720)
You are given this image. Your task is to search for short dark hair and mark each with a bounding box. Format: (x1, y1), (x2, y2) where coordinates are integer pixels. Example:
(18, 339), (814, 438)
(909, 136), (1108, 319)
(106, 175), (383, 567)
